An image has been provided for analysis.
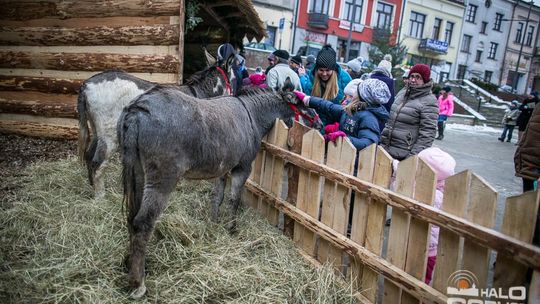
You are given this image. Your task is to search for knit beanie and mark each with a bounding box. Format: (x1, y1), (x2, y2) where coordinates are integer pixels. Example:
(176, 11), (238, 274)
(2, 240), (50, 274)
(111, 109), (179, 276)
(272, 49), (289, 61)
(315, 44), (337, 71)
(356, 78), (391, 106)
(377, 58), (393, 76)
(347, 58), (363, 74)
(418, 147), (456, 182)
(409, 64), (431, 83)
(306, 54), (316, 64)
(290, 55), (302, 65)
(442, 86), (451, 92)
(343, 78), (363, 98)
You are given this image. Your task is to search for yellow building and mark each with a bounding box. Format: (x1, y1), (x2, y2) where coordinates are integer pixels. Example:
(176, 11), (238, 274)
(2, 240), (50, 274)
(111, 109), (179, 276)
(399, 0), (465, 83)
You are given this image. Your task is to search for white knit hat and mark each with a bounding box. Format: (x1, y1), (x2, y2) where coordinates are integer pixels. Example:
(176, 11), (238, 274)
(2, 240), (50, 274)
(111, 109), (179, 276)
(343, 78), (363, 98)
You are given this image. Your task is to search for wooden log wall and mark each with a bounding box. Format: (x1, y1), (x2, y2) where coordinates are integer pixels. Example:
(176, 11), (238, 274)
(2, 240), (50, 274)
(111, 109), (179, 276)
(0, 0), (184, 139)
(244, 120), (540, 304)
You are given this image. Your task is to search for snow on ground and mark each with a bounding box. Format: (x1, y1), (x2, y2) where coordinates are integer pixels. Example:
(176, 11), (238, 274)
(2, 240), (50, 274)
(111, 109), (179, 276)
(446, 123), (502, 134)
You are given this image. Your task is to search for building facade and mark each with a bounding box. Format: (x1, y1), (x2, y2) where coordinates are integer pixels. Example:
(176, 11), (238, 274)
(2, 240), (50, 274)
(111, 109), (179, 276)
(399, 0), (465, 83)
(455, 0), (513, 85)
(500, 0), (540, 94)
(292, 0), (404, 62)
(251, 0), (295, 52)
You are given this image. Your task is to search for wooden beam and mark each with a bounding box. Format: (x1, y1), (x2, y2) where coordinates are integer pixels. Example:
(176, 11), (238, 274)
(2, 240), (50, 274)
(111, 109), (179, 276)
(178, 0), (185, 84)
(0, 76), (82, 94)
(0, 16), (175, 28)
(0, 91), (77, 118)
(245, 180), (448, 304)
(260, 141), (540, 270)
(202, 7), (229, 32)
(2, 0), (181, 21)
(206, 1), (235, 9)
(0, 120), (77, 140)
(0, 25), (179, 46)
(0, 51), (179, 73)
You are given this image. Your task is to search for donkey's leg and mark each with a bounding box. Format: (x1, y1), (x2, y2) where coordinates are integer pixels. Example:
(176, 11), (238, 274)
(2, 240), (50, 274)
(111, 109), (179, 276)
(211, 176), (227, 222)
(128, 171), (177, 299)
(228, 165), (252, 233)
(87, 138), (108, 198)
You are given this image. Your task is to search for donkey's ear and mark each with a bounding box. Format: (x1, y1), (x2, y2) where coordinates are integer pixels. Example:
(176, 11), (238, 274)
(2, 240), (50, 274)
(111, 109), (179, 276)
(204, 47), (216, 67)
(282, 77), (295, 92)
(283, 92), (298, 105)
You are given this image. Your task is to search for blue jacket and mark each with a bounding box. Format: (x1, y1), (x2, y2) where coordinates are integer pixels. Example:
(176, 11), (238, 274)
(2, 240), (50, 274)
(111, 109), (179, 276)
(370, 72), (395, 114)
(309, 96), (389, 151)
(300, 65), (352, 105)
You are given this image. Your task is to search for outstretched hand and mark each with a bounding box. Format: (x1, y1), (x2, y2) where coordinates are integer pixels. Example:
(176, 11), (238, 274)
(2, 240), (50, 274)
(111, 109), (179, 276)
(324, 122), (340, 134)
(293, 91), (310, 106)
(324, 131), (347, 143)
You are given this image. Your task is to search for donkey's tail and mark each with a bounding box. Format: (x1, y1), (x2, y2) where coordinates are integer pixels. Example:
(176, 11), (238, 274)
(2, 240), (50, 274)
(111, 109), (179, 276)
(77, 86), (90, 163)
(118, 108), (145, 230)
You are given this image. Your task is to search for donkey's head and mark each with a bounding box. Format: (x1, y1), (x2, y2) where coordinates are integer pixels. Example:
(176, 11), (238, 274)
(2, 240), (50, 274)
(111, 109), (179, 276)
(279, 78), (323, 130)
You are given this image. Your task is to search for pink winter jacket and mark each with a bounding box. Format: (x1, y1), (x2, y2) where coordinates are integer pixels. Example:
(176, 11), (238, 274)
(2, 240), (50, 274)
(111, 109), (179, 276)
(438, 94), (454, 116)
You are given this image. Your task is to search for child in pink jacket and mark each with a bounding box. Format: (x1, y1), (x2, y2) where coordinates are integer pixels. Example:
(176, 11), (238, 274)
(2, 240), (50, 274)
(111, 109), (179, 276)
(418, 147), (456, 284)
(436, 86), (454, 140)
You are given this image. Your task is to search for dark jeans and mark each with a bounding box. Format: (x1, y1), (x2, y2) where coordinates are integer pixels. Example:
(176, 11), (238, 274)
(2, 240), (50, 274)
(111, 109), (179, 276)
(499, 125), (515, 141)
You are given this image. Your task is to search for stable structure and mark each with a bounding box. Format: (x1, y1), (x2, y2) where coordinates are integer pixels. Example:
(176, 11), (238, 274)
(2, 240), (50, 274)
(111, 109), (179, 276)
(0, 0), (265, 139)
(244, 120), (540, 303)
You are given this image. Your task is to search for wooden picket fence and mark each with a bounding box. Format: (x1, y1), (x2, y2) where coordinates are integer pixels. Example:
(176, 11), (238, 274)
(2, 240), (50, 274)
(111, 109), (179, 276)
(242, 120), (540, 304)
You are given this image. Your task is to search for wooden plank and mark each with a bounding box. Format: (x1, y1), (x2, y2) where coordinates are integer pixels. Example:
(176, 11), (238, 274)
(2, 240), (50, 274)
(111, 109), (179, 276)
(0, 51), (179, 73)
(1, 0), (181, 21)
(432, 170), (471, 292)
(293, 129), (325, 257)
(177, 0), (185, 84)
(0, 91), (76, 118)
(462, 173), (497, 289)
(0, 69), (177, 84)
(0, 75), (81, 94)
(244, 134), (266, 210)
(245, 180), (448, 304)
(318, 137), (356, 270)
(0, 119), (77, 140)
(401, 158), (436, 304)
(493, 191), (540, 290)
(284, 121), (311, 238)
(261, 142), (540, 269)
(0, 25), (179, 46)
(383, 156), (418, 304)
(258, 120), (288, 226)
(0, 45), (179, 55)
(358, 146), (392, 302)
(0, 16), (177, 28)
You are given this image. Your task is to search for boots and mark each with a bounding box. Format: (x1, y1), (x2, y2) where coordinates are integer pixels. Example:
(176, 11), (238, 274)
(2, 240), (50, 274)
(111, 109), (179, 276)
(436, 121), (444, 140)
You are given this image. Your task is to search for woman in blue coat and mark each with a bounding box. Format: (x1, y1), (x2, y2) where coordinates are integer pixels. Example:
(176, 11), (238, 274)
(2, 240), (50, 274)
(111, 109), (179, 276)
(294, 78), (390, 151)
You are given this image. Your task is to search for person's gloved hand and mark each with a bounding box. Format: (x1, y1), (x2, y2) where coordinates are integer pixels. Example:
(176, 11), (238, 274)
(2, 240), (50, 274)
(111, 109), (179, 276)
(324, 122), (340, 134)
(324, 131), (346, 142)
(293, 91), (310, 106)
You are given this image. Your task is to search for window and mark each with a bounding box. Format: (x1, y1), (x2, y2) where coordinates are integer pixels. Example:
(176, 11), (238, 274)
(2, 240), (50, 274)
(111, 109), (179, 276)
(515, 22), (524, 43)
(488, 42), (498, 59)
(445, 21), (454, 44)
(466, 4), (478, 23)
(526, 25), (535, 46)
(493, 13), (503, 31)
(310, 0), (329, 14)
(409, 11), (426, 38)
(344, 0), (363, 23)
(480, 21), (488, 34)
(376, 2), (393, 29)
(457, 65), (467, 79)
(475, 50), (482, 63)
(484, 70), (493, 83)
(461, 34), (472, 53)
(432, 18), (442, 40)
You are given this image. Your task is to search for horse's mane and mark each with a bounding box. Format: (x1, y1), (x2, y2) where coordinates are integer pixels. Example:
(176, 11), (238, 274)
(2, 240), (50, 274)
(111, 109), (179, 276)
(184, 66), (218, 86)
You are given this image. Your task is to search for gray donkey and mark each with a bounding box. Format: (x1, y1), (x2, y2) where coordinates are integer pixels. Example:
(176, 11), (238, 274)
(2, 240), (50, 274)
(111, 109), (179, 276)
(117, 79), (303, 298)
(77, 61), (238, 198)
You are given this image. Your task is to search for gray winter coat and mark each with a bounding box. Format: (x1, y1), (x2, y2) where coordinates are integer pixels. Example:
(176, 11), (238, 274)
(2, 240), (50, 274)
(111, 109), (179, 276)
(380, 81), (439, 160)
(266, 63), (302, 92)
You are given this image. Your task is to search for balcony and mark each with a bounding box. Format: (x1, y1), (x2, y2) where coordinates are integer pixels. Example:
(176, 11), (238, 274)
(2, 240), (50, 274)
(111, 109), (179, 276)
(418, 38), (449, 55)
(307, 12), (329, 29)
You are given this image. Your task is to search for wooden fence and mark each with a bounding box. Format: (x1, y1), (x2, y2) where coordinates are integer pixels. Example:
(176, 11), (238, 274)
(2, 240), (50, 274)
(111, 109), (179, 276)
(243, 119), (540, 303)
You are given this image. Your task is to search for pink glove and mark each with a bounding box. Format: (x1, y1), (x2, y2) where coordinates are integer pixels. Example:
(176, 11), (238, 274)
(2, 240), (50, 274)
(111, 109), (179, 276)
(293, 91), (310, 106)
(324, 122), (340, 134)
(324, 131), (346, 142)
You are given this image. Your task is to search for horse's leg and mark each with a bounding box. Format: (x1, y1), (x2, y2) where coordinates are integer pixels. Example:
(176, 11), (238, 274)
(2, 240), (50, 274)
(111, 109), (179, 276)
(211, 176), (226, 222)
(128, 169), (177, 299)
(228, 164), (252, 233)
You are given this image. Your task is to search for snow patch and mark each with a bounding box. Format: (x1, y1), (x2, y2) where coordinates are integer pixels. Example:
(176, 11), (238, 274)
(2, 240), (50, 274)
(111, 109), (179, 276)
(446, 123), (502, 134)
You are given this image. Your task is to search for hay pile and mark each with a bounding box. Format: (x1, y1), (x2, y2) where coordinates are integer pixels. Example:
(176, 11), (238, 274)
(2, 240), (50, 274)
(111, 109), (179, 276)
(0, 157), (357, 303)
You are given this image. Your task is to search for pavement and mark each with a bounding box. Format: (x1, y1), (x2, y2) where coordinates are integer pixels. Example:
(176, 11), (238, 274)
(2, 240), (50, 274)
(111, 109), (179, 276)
(432, 123), (523, 230)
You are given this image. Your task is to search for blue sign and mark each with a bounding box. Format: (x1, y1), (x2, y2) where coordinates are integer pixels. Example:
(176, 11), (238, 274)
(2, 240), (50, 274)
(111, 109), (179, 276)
(419, 38), (449, 54)
(279, 18), (285, 30)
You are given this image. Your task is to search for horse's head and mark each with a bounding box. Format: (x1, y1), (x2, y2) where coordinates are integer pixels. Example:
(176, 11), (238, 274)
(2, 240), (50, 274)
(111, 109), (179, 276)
(279, 77), (323, 130)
